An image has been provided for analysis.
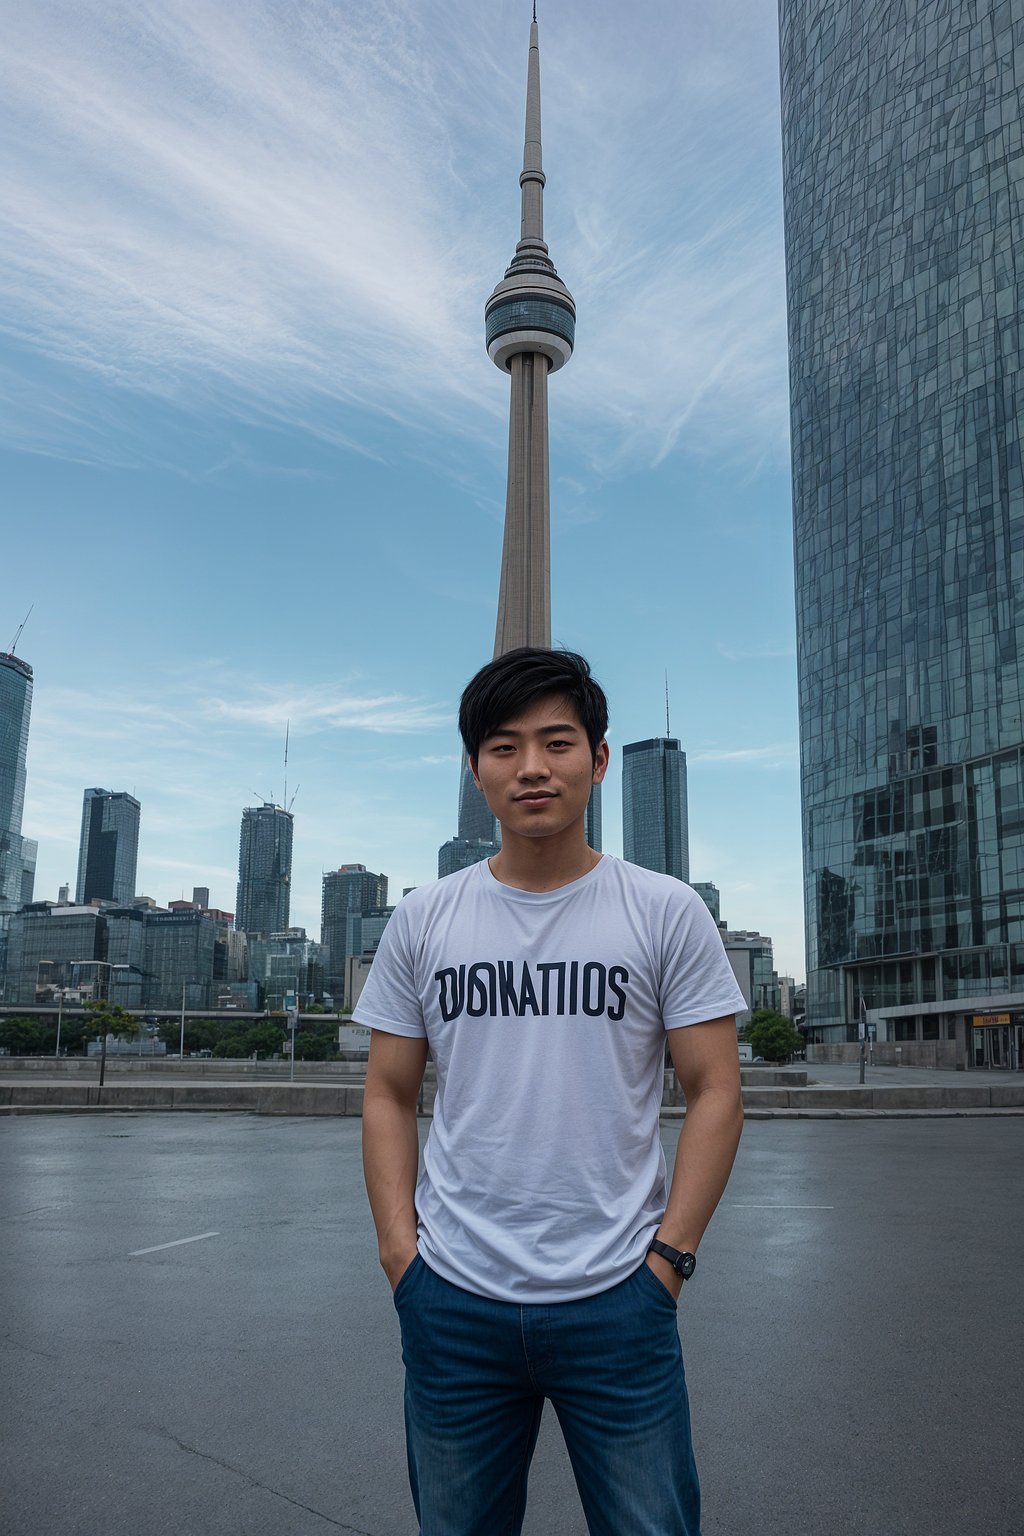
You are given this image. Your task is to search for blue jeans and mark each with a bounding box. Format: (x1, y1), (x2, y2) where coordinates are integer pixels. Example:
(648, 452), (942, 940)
(393, 1255), (701, 1536)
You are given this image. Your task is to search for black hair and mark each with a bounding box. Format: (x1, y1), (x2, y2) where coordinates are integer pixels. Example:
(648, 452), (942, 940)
(459, 647), (609, 764)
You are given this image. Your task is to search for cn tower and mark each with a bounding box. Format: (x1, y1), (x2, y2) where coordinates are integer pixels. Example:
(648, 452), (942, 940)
(486, 4), (575, 654)
(446, 6), (576, 862)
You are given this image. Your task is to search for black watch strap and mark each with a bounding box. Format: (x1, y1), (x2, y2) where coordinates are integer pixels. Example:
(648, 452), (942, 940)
(648, 1239), (697, 1281)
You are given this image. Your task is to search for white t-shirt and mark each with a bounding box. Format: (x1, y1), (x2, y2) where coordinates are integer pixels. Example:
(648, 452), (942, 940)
(355, 854), (746, 1303)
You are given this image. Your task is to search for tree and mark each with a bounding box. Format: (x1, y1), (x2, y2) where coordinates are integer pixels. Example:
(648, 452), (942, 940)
(157, 1016), (219, 1054)
(744, 1009), (803, 1063)
(293, 1021), (337, 1060)
(84, 1000), (139, 1042)
(0, 1016), (54, 1054)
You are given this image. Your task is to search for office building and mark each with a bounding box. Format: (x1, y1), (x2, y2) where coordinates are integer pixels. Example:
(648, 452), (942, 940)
(3, 902), (107, 1006)
(585, 784), (602, 852)
(782, 0), (1024, 1061)
(19, 838), (36, 906)
(104, 906), (147, 1008)
(75, 788), (141, 906)
(0, 650), (34, 916)
(247, 929), (325, 1009)
(723, 930), (779, 1029)
(321, 865), (388, 990)
(142, 907), (216, 1010)
(339, 907), (395, 1009)
(691, 882), (721, 925)
(438, 836), (501, 880)
(445, 12), (577, 862)
(235, 803), (293, 935)
(622, 738), (689, 881)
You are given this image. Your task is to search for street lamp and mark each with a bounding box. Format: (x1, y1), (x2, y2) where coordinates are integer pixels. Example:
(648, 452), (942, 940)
(73, 960), (130, 1091)
(55, 986), (69, 1059)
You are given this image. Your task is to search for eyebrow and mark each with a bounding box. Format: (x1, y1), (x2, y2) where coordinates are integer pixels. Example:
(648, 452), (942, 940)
(486, 722), (581, 739)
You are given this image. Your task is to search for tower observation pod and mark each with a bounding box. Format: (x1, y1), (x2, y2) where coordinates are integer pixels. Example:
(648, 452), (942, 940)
(485, 11), (575, 655)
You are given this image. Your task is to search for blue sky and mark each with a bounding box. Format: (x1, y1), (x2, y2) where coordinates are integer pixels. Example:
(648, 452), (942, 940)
(1, 0), (804, 977)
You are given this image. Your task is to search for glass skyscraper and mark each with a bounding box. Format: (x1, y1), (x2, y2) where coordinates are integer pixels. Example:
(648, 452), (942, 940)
(321, 865), (389, 990)
(782, 0), (1024, 1059)
(235, 804), (293, 935)
(622, 738), (689, 882)
(0, 651), (33, 915)
(75, 788), (141, 906)
(585, 783), (602, 853)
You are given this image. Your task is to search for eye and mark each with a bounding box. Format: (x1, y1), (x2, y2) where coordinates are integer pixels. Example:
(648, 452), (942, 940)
(548, 739), (571, 749)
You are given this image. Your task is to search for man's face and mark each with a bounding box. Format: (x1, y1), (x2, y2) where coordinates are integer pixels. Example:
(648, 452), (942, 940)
(471, 695), (608, 841)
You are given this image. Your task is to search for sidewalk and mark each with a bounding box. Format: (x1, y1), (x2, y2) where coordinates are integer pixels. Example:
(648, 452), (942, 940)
(804, 1060), (1022, 1088)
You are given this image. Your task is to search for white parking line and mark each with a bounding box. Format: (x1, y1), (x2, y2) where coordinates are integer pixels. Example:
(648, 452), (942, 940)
(129, 1231), (220, 1256)
(726, 1203), (834, 1210)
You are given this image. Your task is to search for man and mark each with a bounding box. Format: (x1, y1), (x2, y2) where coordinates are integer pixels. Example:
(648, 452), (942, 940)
(359, 646), (746, 1536)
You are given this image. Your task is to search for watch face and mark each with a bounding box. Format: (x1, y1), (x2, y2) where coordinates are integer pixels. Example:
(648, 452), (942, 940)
(679, 1253), (696, 1280)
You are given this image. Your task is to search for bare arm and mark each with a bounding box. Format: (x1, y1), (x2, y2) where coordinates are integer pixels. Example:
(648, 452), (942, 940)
(646, 1015), (744, 1297)
(362, 1029), (429, 1290)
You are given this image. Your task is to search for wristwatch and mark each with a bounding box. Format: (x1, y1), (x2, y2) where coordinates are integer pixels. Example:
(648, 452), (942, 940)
(648, 1238), (697, 1281)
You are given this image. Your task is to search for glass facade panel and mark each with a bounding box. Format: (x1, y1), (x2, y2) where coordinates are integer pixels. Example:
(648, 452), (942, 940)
(782, 0), (1024, 1033)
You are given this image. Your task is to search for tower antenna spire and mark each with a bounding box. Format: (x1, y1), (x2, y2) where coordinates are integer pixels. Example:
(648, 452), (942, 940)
(665, 672), (671, 736)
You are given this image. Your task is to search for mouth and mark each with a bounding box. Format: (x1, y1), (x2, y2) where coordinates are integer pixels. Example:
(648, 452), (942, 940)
(514, 791), (557, 803)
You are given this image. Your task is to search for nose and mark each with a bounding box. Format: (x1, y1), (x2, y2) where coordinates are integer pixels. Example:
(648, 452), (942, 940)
(517, 746), (550, 780)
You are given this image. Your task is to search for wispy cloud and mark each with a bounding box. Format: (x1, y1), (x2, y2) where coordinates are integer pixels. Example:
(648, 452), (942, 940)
(202, 683), (449, 734)
(0, 0), (787, 471)
(689, 743), (797, 767)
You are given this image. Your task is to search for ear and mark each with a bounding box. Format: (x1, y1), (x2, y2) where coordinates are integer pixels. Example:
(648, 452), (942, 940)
(592, 739), (610, 785)
(469, 755), (482, 789)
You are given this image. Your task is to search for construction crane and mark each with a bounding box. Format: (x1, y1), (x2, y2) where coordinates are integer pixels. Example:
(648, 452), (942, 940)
(283, 721), (300, 812)
(8, 604), (33, 655)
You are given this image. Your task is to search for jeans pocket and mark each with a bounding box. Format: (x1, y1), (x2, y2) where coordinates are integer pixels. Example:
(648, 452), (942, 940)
(392, 1251), (425, 1308)
(635, 1256), (680, 1308)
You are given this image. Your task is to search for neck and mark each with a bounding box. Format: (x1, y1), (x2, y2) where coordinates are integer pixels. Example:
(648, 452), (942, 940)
(488, 821), (601, 892)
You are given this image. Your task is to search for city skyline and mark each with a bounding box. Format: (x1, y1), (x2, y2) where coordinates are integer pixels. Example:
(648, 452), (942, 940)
(0, 2), (802, 974)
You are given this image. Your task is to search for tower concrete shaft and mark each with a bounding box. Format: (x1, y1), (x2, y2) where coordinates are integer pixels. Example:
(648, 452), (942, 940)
(494, 352), (550, 651)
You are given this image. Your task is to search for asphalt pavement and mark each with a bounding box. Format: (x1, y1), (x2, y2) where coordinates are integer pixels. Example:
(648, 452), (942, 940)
(1, 1115), (1021, 1536)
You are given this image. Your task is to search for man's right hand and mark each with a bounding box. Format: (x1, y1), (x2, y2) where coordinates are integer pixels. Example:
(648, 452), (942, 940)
(383, 1245), (420, 1293)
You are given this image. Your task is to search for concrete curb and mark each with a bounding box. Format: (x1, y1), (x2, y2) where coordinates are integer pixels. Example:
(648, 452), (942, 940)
(2, 1082), (1023, 1121)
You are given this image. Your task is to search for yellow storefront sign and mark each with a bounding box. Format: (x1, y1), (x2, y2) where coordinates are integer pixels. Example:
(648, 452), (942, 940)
(971, 1013), (1011, 1027)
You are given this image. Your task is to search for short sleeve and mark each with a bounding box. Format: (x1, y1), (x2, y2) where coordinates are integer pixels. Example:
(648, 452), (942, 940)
(658, 888), (748, 1029)
(351, 900), (427, 1038)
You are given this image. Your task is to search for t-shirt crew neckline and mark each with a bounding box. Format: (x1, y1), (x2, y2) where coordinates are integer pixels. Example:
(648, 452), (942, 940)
(479, 852), (608, 904)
